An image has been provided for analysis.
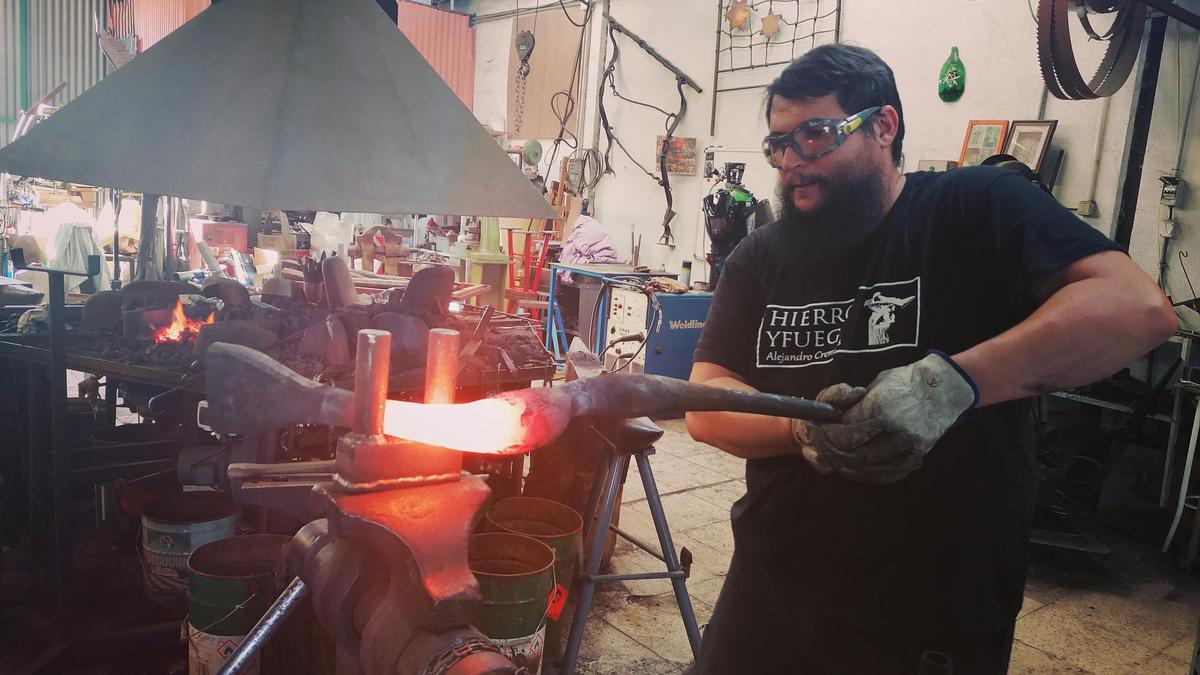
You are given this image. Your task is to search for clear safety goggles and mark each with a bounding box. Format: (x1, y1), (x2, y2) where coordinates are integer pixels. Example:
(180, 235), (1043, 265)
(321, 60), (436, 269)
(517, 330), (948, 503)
(761, 105), (882, 167)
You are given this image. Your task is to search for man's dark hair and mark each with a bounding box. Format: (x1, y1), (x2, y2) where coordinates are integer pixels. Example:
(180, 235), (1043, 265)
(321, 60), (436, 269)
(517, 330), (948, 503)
(766, 44), (905, 165)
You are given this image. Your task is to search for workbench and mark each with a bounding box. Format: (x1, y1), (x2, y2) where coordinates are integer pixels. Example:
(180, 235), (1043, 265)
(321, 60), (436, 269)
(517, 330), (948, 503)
(543, 262), (676, 361)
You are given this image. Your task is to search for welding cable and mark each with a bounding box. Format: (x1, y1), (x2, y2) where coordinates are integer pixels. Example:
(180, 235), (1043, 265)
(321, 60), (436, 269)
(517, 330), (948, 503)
(595, 22), (688, 243)
(600, 331), (645, 358)
(543, 0), (595, 173)
(610, 300), (660, 374)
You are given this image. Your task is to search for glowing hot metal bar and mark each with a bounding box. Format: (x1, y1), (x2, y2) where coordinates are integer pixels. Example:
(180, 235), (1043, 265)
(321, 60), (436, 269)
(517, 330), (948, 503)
(206, 341), (840, 454)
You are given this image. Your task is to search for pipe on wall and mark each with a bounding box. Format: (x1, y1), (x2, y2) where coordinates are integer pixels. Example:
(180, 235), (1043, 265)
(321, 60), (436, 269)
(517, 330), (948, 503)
(1115, 14), (1170, 248)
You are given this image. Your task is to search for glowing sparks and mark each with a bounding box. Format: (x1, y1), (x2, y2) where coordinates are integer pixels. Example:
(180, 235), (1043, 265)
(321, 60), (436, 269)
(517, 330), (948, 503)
(382, 397), (529, 455)
(152, 299), (214, 343)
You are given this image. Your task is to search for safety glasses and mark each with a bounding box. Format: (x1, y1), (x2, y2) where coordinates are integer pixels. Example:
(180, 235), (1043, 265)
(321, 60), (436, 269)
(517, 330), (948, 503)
(761, 106), (882, 167)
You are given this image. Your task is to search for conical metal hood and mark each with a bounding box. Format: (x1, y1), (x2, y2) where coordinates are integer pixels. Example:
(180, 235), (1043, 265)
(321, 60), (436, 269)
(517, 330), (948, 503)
(0, 0), (556, 219)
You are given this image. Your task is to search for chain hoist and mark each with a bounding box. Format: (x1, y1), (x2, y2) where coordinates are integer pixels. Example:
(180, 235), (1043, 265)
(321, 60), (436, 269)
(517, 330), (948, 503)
(513, 29), (536, 134)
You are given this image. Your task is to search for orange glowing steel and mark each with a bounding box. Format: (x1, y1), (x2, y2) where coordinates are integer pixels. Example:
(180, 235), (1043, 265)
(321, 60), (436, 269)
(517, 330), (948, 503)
(152, 299), (215, 343)
(382, 397), (529, 455)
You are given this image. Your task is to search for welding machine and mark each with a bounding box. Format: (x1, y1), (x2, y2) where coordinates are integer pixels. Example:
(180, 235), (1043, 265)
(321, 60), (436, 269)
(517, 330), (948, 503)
(603, 287), (713, 379)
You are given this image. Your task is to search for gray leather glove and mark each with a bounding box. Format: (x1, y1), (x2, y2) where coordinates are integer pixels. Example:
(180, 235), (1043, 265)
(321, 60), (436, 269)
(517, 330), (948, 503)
(837, 351), (979, 483)
(790, 383), (888, 476)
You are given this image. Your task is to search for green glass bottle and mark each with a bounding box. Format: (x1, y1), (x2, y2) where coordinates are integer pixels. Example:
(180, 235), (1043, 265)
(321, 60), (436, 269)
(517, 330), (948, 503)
(938, 47), (966, 102)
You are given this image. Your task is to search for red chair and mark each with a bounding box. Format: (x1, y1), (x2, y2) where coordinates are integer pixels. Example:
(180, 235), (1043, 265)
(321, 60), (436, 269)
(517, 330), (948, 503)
(504, 228), (552, 329)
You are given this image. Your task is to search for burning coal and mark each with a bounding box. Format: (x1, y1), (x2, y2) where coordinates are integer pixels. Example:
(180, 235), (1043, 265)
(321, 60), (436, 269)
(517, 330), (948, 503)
(153, 298), (215, 344)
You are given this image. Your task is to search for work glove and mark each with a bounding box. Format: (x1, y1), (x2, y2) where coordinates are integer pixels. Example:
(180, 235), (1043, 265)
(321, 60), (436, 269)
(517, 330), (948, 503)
(835, 351), (979, 483)
(790, 383), (888, 476)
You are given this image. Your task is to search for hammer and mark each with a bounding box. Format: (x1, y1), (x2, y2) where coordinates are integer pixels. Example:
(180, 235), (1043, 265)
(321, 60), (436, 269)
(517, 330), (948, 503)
(205, 342), (839, 456)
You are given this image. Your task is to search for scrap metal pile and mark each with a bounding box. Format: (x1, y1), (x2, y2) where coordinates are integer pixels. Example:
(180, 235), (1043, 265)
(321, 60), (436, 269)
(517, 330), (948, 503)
(7, 261), (555, 389)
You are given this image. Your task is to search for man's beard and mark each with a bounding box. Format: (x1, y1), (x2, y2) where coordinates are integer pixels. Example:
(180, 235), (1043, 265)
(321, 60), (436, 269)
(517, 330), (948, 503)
(776, 165), (891, 242)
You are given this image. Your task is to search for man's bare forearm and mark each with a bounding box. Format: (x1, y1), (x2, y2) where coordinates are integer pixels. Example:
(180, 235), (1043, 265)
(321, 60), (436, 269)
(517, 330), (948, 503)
(686, 373), (799, 459)
(954, 275), (1176, 407)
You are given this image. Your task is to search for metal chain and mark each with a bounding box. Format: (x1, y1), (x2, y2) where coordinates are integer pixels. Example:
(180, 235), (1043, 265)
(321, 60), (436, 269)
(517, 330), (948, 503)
(419, 635), (514, 675)
(514, 72), (528, 135)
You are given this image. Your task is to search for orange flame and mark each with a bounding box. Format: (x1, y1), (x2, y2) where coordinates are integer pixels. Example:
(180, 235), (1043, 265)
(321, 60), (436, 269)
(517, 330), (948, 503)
(152, 299), (215, 343)
(382, 397), (529, 455)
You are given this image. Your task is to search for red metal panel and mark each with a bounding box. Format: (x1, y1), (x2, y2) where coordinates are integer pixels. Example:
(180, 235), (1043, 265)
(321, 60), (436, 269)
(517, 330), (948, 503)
(397, 1), (474, 110)
(133, 0), (210, 52)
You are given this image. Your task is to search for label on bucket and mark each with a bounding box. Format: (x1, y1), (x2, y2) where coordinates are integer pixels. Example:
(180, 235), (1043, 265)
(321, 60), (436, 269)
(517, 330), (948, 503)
(491, 625), (546, 675)
(188, 625), (258, 675)
(547, 584), (568, 622)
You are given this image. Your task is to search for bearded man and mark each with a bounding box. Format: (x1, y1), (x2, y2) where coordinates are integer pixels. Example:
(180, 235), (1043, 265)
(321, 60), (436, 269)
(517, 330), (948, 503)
(686, 44), (1175, 674)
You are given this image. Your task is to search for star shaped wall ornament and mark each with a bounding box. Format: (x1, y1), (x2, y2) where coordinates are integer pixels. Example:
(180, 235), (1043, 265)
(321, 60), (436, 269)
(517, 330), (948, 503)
(725, 0), (751, 31)
(759, 9), (783, 38)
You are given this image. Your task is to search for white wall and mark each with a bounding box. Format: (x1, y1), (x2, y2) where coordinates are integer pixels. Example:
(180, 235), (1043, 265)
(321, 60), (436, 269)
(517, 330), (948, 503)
(467, 0), (1191, 291)
(1131, 18), (1200, 331)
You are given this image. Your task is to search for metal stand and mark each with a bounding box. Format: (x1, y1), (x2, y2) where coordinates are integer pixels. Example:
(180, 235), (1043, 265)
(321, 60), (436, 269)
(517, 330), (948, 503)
(561, 429), (702, 674)
(12, 249), (100, 628)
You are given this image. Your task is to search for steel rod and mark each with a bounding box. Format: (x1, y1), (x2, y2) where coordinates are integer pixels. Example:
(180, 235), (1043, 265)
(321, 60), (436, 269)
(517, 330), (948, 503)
(48, 270), (71, 627)
(607, 16), (703, 93)
(217, 577), (309, 675)
(424, 329), (460, 405)
(353, 330), (390, 435)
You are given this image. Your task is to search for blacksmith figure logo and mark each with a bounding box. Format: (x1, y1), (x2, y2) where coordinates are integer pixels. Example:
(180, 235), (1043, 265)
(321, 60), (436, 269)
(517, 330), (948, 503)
(865, 292), (915, 346)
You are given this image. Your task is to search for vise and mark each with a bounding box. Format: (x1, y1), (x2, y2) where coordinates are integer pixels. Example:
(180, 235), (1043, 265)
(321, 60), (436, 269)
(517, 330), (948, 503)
(211, 329), (515, 674)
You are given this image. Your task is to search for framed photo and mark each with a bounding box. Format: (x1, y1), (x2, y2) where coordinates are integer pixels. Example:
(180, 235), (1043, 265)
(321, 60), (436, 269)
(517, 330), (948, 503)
(958, 120), (1010, 167)
(1003, 120), (1058, 172)
(656, 136), (698, 175)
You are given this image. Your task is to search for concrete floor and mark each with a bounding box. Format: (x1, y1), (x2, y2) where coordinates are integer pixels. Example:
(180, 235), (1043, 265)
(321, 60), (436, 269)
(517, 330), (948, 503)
(572, 419), (1200, 674)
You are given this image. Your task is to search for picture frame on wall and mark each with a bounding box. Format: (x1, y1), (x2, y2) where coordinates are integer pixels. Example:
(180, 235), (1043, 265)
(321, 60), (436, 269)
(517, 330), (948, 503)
(958, 120), (1010, 167)
(1003, 120), (1059, 173)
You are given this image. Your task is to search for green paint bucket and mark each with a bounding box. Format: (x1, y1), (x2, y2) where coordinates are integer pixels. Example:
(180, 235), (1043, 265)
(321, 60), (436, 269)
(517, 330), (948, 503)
(485, 497), (583, 662)
(469, 532), (555, 673)
(186, 534), (289, 675)
(485, 497), (583, 588)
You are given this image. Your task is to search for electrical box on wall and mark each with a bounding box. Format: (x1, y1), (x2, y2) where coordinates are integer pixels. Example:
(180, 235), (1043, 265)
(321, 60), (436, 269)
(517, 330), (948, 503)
(1160, 176), (1185, 207)
(603, 288), (713, 380)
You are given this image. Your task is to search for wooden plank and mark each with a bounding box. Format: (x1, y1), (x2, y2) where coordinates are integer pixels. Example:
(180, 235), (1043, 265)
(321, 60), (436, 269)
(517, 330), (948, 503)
(506, 6), (584, 138)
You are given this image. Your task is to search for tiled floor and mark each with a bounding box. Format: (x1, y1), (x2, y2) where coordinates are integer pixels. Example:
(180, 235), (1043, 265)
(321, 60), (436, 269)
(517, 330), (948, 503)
(571, 419), (1200, 674)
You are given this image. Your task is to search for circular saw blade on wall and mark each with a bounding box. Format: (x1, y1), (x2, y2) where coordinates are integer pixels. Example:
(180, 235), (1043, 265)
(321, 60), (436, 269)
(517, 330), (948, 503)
(1036, 0), (1146, 100)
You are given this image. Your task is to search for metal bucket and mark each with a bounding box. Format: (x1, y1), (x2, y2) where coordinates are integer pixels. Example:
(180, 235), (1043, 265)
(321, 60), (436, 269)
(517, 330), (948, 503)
(469, 532), (555, 674)
(186, 534), (289, 675)
(486, 497), (582, 590)
(141, 492), (239, 606)
(485, 497), (583, 662)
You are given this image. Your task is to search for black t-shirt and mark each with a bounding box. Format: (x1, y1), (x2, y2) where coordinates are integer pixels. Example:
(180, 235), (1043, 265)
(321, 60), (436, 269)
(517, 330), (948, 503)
(694, 167), (1124, 635)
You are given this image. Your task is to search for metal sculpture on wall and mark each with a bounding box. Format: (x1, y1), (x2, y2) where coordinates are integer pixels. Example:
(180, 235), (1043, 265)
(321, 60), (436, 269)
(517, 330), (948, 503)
(710, 0), (841, 134)
(715, 0), (840, 74)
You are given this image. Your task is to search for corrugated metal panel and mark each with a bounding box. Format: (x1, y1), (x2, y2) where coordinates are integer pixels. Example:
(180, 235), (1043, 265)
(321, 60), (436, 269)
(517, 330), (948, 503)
(0, 0), (21, 146)
(27, 0), (105, 120)
(398, 0), (475, 109)
(107, 0), (136, 41)
(134, 0), (209, 52)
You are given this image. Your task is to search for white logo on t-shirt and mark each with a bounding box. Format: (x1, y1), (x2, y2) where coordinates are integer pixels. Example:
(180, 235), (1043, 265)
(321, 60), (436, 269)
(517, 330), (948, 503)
(755, 277), (921, 368)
